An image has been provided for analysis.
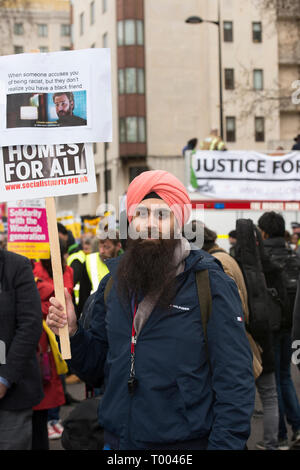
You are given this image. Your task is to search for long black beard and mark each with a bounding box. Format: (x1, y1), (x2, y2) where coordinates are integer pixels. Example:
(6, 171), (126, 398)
(116, 237), (180, 309)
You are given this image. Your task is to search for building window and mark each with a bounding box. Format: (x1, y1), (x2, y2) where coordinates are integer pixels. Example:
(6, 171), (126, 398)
(119, 117), (146, 143)
(224, 68), (234, 90)
(127, 116), (138, 142)
(138, 116), (146, 142)
(124, 19), (135, 45)
(117, 21), (124, 45)
(14, 23), (24, 35)
(253, 69), (264, 90)
(118, 70), (125, 94)
(252, 22), (262, 43)
(255, 117), (265, 142)
(61, 46), (71, 51)
(14, 45), (23, 54)
(93, 142), (97, 154)
(125, 68), (137, 93)
(39, 46), (49, 53)
(80, 12), (84, 35)
(102, 0), (107, 13)
(137, 68), (145, 94)
(90, 1), (95, 25)
(37, 24), (48, 37)
(119, 118), (126, 143)
(61, 24), (70, 36)
(223, 21), (233, 42)
(118, 68), (145, 95)
(103, 32), (108, 48)
(136, 20), (144, 45)
(226, 116), (236, 142)
(117, 20), (144, 46)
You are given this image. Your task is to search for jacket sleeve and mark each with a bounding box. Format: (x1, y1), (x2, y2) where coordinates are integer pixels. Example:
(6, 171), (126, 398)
(68, 274), (110, 386)
(0, 257), (42, 385)
(206, 268), (255, 450)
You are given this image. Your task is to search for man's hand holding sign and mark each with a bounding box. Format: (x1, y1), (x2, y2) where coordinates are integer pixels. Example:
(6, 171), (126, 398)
(48, 288), (78, 337)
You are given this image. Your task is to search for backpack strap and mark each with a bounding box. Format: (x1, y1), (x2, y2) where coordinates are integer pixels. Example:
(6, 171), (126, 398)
(196, 270), (212, 338)
(196, 270), (212, 369)
(209, 248), (226, 255)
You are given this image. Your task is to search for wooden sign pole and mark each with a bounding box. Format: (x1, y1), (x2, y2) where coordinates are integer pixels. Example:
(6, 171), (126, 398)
(45, 197), (71, 359)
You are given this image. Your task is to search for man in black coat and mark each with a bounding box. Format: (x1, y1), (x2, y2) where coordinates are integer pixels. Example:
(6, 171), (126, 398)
(0, 249), (43, 450)
(258, 211), (300, 449)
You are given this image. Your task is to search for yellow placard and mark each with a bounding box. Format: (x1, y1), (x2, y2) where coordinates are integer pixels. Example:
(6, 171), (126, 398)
(84, 217), (100, 235)
(7, 242), (50, 259)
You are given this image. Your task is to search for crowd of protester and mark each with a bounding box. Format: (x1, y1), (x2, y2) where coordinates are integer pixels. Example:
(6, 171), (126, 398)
(1, 170), (300, 450)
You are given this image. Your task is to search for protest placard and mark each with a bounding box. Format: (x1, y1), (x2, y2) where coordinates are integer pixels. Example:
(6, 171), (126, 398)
(83, 216), (101, 235)
(0, 143), (97, 201)
(57, 211), (82, 241)
(0, 48), (112, 146)
(7, 199), (50, 259)
(0, 142), (97, 358)
(189, 150), (300, 200)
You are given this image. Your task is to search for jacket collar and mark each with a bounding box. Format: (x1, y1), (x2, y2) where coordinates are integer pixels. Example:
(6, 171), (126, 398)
(263, 237), (286, 248)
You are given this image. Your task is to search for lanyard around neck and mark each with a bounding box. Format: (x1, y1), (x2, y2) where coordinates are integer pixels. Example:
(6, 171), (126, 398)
(128, 298), (138, 395)
(131, 301), (138, 355)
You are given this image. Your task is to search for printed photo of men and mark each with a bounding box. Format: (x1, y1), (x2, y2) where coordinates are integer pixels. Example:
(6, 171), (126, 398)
(53, 92), (87, 127)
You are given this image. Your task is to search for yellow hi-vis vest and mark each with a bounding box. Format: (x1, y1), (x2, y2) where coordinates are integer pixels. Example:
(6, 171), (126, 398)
(86, 252), (109, 294)
(67, 250), (87, 305)
(200, 136), (226, 151)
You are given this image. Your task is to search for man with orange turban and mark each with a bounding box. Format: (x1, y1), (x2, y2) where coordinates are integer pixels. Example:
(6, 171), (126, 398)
(47, 170), (255, 450)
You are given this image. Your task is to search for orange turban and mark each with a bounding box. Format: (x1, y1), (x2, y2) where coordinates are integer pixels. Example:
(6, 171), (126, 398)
(126, 170), (191, 227)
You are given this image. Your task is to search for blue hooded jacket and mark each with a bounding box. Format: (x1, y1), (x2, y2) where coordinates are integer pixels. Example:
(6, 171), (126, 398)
(69, 248), (255, 450)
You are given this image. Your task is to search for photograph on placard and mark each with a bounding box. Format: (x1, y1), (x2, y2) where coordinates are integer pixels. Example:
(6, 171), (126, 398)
(6, 91), (87, 128)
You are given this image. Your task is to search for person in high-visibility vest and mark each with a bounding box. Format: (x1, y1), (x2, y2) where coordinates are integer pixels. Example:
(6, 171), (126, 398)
(71, 233), (122, 319)
(67, 234), (94, 318)
(85, 234), (123, 295)
(199, 129), (227, 151)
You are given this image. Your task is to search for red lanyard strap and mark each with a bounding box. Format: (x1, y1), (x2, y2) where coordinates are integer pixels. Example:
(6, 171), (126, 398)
(131, 302), (137, 355)
(128, 301), (138, 395)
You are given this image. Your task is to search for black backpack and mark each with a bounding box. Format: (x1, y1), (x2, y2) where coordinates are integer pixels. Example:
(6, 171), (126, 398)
(269, 248), (300, 294)
(234, 219), (283, 335)
(61, 396), (104, 450)
(264, 246), (300, 329)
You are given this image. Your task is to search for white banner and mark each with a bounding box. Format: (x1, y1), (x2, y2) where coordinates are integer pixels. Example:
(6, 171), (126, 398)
(0, 143), (97, 202)
(189, 150), (300, 200)
(0, 48), (112, 146)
